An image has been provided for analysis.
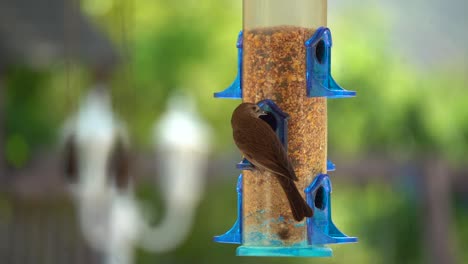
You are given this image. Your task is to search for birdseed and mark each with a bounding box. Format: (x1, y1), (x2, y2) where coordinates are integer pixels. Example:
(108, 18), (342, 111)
(242, 26), (327, 246)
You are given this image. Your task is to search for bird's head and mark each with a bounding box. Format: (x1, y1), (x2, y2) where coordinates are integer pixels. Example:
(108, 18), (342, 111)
(234, 103), (267, 119)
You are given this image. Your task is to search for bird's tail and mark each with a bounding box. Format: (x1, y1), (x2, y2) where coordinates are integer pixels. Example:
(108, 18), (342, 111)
(276, 176), (313, 221)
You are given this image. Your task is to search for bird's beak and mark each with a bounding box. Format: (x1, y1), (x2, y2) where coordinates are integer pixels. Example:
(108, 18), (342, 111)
(259, 110), (267, 116)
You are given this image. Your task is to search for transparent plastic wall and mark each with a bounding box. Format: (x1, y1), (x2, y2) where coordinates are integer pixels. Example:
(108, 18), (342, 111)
(241, 0), (328, 250)
(243, 0), (327, 29)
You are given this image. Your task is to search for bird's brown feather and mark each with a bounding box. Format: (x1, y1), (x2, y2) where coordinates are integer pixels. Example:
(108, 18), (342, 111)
(233, 118), (297, 181)
(231, 103), (313, 221)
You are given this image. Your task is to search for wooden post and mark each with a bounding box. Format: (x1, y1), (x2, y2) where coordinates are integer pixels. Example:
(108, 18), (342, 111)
(0, 76), (6, 178)
(422, 158), (456, 264)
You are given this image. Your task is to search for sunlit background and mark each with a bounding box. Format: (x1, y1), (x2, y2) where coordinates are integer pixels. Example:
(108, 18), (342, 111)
(0, 0), (467, 263)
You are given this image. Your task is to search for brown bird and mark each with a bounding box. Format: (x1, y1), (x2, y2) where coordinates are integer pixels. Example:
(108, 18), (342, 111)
(231, 102), (313, 221)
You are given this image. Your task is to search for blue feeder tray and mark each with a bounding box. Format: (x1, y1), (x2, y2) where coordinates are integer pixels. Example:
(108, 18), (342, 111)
(236, 245), (332, 257)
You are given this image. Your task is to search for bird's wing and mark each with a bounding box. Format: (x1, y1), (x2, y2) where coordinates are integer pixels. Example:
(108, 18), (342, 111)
(233, 119), (297, 181)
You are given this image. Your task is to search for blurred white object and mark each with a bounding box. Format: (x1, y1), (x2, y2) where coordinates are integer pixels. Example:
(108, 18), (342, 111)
(62, 89), (213, 259)
(61, 85), (142, 264)
(139, 92), (212, 252)
(106, 190), (142, 264)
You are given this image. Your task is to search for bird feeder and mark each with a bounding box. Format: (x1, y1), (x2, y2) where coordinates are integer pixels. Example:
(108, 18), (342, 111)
(214, 0), (357, 257)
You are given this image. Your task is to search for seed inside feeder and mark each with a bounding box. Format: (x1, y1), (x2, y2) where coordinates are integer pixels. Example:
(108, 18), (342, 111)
(242, 26), (327, 246)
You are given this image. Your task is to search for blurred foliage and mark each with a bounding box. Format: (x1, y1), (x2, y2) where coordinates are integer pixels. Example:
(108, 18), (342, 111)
(3, 1), (467, 164)
(455, 194), (468, 263)
(328, 8), (468, 163)
(101, 0), (242, 149)
(5, 67), (54, 167)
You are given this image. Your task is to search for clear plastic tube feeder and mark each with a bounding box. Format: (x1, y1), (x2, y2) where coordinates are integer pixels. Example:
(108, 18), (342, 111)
(214, 0), (357, 257)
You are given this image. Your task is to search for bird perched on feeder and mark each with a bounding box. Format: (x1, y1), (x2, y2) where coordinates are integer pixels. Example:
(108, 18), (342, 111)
(231, 102), (313, 221)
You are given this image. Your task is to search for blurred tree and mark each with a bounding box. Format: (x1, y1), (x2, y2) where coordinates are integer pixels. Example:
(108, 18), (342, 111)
(79, 0), (242, 149)
(328, 8), (468, 164)
(2, 0), (465, 161)
(4, 67), (55, 168)
(0, 77), (5, 175)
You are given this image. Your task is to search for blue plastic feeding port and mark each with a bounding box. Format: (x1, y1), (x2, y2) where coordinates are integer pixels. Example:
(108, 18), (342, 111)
(327, 160), (336, 171)
(305, 174), (357, 245)
(236, 158), (252, 170)
(305, 27), (356, 99)
(236, 99), (289, 170)
(213, 174), (243, 244)
(214, 31), (243, 99)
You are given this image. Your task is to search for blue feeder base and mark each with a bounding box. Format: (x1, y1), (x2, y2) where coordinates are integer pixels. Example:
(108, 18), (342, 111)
(236, 245), (332, 257)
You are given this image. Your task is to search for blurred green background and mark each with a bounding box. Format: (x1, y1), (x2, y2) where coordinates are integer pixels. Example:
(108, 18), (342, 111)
(0, 0), (467, 263)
